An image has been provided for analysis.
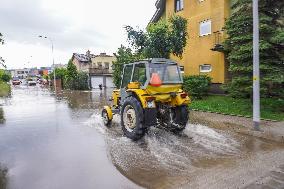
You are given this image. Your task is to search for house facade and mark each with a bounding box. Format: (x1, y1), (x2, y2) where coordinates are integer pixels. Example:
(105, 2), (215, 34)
(150, 0), (230, 84)
(71, 51), (116, 89)
(89, 53), (116, 89)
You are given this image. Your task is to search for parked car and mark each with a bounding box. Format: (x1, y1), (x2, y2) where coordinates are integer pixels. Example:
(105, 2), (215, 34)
(27, 78), (37, 86)
(12, 77), (21, 85)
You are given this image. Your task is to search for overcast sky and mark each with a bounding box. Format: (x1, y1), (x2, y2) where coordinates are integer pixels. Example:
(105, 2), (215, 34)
(0, 0), (156, 69)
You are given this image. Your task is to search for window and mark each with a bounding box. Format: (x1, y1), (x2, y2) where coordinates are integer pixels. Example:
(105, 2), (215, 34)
(180, 66), (185, 74)
(149, 63), (182, 84)
(175, 0), (184, 12)
(97, 62), (102, 69)
(104, 62), (109, 69)
(121, 65), (133, 88)
(199, 64), (212, 73)
(132, 63), (146, 86)
(200, 20), (212, 36)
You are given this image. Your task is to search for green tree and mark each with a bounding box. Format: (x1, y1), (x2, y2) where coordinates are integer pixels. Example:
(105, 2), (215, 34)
(49, 68), (67, 89)
(112, 15), (188, 88)
(65, 59), (78, 90)
(49, 68), (67, 80)
(112, 45), (141, 88)
(224, 0), (284, 98)
(75, 72), (89, 90)
(0, 69), (11, 82)
(125, 15), (188, 59)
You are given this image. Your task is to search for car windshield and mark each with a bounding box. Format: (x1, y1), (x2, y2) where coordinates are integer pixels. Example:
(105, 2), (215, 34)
(149, 63), (182, 84)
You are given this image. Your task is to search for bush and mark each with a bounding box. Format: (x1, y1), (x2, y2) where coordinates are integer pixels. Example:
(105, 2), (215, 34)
(0, 69), (11, 82)
(74, 72), (89, 90)
(0, 81), (10, 97)
(183, 75), (212, 99)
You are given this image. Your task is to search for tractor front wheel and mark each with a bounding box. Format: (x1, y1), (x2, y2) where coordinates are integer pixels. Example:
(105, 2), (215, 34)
(121, 97), (146, 141)
(102, 107), (112, 127)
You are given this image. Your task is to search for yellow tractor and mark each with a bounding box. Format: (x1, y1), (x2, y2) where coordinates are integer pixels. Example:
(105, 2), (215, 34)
(102, 58), (190, 140)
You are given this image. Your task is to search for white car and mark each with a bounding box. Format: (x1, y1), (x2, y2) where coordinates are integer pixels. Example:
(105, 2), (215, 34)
(27, 78), (37, 86)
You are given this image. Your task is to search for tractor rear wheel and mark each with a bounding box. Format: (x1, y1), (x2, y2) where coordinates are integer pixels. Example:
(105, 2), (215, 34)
(121, 97), (146, 141)
(170, 105), (189, 133)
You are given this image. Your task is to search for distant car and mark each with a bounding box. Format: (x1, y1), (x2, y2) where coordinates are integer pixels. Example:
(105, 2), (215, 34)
(27, 78), (37, 86)
(12, 77), (21, 85)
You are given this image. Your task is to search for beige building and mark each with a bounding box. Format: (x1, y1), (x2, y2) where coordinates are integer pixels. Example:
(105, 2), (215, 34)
(90, 53), (114, 73)
(71, 51), (116, 88)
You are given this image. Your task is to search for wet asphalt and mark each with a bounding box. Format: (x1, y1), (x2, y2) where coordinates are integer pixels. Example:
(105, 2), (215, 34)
(0, 85), (284, 189)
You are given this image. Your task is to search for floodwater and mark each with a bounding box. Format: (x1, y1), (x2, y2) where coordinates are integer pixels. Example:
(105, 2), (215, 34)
(0, 86), (284, 189)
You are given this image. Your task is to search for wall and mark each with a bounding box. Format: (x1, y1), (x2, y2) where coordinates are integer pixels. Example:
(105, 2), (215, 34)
(72, 58), (90, 73)
(90, 55), (116, 72)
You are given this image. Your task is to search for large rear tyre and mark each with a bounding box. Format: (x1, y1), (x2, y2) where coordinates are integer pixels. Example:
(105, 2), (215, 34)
(121, 97), (146, 141)
(170, 105), (189, 133)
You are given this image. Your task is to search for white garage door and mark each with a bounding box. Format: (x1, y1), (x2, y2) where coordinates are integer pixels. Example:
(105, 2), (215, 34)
(91, 76), (103, 89)
(106, 77), (115, 88)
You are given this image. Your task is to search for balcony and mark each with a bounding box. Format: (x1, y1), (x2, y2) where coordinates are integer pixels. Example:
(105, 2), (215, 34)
(210, 31), (225, 52)
(89, 68), (112, 75)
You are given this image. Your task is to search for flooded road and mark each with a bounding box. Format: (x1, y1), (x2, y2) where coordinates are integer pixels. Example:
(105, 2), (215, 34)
(0, 86), (284, 189)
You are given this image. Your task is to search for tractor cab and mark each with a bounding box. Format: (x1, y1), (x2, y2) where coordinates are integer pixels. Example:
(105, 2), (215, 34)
(120, 58), (183, 89)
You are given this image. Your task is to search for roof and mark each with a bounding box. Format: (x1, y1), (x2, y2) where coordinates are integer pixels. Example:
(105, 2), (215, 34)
(150, 0), (165, 23)
(73, 53), (91, 63)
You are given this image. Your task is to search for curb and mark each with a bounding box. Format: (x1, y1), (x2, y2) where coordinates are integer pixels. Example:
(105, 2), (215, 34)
(189, 110), (284, 143)
(190, 108), (279, 122)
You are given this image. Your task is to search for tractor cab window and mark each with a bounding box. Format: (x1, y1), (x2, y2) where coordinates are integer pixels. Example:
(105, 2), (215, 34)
(149, 63), (182, 84)
(132, 63), (146, 86)
(121, 64), (133, 88)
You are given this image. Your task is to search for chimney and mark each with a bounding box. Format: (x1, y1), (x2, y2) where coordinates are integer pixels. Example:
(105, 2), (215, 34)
(86, 50), (91, 57)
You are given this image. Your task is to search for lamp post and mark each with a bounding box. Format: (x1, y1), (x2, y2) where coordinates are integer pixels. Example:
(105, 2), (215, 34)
(253, 0), (260, 130)
(38, 35), (56, 94)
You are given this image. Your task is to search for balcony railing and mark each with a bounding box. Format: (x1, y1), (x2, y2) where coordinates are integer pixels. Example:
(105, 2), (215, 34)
(89, 68), (112, 74)
(210, 30), (225, 52)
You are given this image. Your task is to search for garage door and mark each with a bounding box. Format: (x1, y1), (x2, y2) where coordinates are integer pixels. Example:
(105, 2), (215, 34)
(106, 77), (115, 88)
(91, 76), (103, 89)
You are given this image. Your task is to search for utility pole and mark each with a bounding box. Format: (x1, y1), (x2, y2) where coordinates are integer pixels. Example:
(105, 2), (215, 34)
(253, 0), (260, 130)
(39, 35), (57, 94)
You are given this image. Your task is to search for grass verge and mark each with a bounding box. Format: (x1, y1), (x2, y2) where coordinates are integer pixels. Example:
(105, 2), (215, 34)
(190, 95), (284, 121)
(0, 81), (10, 97)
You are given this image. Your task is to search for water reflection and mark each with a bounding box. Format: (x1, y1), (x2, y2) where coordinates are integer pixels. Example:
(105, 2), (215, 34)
(0, 164), (8, 189)
(58, 89), (111, 110)
(0, 108), (4, 124)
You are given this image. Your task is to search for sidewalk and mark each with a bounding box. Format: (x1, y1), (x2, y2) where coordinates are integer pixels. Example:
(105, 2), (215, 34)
(190, 110), (284, 143)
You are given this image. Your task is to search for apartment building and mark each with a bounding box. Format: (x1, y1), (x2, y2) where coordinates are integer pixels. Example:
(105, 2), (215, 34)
(150, 0), (230, 84)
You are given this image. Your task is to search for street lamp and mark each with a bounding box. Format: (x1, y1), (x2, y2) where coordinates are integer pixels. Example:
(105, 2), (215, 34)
(38, 35), (56, 94)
